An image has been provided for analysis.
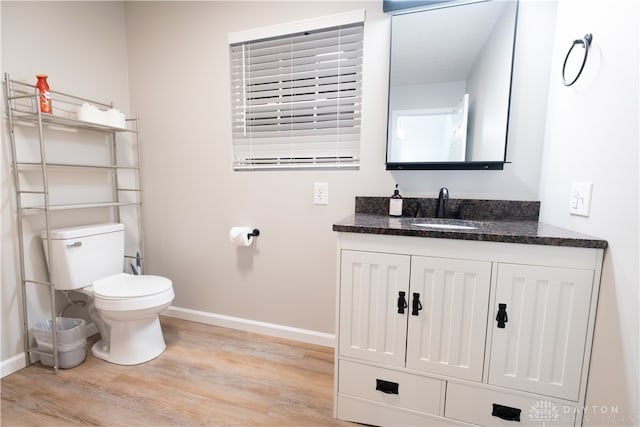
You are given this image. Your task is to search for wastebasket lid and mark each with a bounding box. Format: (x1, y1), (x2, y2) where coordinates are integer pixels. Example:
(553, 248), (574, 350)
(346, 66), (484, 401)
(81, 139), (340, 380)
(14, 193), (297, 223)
(93, 273), (172, 298)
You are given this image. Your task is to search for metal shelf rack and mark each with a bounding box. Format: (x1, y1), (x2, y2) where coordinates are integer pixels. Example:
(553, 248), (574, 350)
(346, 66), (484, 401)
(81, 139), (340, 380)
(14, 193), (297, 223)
(4, 73), (145, 373)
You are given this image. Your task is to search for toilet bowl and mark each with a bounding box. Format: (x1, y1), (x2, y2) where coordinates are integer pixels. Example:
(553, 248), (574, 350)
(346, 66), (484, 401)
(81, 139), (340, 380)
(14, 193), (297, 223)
(88, 273), (174, 365)
(42, 223), (175, 365)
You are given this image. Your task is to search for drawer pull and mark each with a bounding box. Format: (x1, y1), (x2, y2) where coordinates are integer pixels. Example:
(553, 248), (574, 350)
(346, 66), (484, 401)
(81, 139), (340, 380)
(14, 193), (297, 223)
(375, 379), (399, 395)
(492, 403), (521, 422)
(397, 291), (408, 314)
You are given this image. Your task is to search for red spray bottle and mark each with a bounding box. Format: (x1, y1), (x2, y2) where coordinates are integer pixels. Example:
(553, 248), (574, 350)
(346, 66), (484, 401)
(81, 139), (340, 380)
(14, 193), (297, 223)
(35, 74), (52, 114)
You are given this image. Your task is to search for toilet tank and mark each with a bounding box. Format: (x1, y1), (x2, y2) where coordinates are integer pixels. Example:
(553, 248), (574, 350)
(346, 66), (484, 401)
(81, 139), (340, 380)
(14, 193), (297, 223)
(41, 223), (125, 290)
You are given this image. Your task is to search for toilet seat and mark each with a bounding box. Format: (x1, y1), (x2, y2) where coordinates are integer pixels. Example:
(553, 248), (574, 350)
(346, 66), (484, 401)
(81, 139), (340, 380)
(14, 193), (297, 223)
(92, 273), (174, 313)
(93, 273), (172, 299)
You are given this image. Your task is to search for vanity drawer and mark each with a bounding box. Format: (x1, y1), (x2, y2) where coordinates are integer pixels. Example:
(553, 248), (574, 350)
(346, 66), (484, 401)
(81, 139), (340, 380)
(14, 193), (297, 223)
(337, 395), (466, 427)
(338, 359), (443, 415)
(445, 382), (577, 426)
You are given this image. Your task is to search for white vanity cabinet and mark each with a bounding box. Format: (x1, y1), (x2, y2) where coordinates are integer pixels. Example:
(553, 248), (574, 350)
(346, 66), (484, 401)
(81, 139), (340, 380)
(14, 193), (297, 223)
(334, 233), (604, 427)
(406, 255), (491, 381)
(338, 250), (410, 367)
(339, 250), (491, 381)
(489, 264), (595, 401)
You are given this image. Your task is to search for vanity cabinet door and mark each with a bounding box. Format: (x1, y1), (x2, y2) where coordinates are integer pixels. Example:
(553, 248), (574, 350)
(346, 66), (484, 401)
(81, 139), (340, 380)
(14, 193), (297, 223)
(489, 263), (594, 401)
(406, 256), (492, 381)
(338, 250), (410, 367)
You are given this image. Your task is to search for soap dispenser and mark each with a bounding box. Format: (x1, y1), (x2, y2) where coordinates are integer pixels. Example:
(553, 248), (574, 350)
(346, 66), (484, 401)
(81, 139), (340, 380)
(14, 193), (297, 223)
(389, 184), (403, 217)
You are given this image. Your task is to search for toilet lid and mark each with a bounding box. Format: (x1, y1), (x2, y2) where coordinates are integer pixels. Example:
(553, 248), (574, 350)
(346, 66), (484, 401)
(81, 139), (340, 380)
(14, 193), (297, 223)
(93, 273), (173, 298)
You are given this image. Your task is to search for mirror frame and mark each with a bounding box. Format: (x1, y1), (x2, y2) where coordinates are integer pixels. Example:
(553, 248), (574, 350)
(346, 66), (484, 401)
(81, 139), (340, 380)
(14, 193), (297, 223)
(384, 0), (518, 171)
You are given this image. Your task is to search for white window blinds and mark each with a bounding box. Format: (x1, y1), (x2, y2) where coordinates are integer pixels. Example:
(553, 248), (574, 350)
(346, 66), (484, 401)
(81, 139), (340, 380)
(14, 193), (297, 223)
(229, 15), (364, 170)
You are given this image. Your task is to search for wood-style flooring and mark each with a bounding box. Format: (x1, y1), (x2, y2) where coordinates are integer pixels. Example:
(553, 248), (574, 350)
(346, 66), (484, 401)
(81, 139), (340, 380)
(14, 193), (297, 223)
(1, 316), (356, 426)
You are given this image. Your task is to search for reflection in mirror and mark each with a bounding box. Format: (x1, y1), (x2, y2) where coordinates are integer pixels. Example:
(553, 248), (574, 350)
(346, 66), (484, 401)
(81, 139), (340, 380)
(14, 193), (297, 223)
(386, 0), (518, 170)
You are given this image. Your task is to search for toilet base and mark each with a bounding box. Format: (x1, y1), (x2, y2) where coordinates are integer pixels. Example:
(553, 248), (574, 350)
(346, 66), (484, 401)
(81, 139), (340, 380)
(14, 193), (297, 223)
(92, 314), (167, 365)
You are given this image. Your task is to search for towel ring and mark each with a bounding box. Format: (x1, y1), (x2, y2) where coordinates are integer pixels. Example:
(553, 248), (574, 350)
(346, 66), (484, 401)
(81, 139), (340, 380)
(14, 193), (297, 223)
(562, 33), (593, 86)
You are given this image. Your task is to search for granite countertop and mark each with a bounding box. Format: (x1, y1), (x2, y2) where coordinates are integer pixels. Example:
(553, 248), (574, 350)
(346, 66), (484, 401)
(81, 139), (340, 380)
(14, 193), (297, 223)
(333, 197), (608, 249)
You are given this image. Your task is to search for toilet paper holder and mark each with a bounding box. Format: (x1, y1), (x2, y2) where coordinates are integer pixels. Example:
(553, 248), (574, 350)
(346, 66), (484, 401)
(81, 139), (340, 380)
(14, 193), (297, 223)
(248, 229), (260, 239)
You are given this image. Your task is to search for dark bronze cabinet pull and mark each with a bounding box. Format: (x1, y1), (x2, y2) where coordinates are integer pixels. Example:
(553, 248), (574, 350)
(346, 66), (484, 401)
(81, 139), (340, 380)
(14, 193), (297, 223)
(376, 379), (399, 395)
(492, 403), (521, 421)
(496, 303), (508, 328)
(411, 293), (423, 316)
(397, 291), (408, 314)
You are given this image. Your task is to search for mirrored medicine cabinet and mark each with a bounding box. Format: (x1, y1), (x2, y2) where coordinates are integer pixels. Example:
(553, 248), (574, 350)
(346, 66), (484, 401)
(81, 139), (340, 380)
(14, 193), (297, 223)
(385, 0), (519, 170)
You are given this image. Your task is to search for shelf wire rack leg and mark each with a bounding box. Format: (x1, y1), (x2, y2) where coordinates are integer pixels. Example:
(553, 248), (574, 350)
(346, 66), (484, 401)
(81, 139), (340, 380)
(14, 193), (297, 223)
(35, 84), (59, 374)
(4, 73), (32, 370)
(109, 103), (121, 225)
(135, 116), (145, 271)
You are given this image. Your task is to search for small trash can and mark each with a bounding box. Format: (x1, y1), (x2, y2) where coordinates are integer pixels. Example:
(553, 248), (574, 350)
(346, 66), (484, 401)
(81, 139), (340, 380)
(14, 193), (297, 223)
(32, 317), (87, 369)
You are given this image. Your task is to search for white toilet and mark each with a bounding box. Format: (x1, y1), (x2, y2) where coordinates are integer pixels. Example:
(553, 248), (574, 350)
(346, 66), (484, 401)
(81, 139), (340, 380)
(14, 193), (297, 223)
(42, 223), (174, 365)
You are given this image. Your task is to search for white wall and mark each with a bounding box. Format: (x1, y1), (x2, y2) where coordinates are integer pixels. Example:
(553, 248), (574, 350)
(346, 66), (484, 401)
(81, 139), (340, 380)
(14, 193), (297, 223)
(538, 0), (639, 423)
(1, 1), (132, 371)
(123, 1), (387, 336)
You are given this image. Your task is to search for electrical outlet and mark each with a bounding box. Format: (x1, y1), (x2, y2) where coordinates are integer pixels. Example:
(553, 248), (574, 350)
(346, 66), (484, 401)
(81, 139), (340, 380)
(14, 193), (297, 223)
(569, 182), (592, 217)
(314, 182), (329, 205)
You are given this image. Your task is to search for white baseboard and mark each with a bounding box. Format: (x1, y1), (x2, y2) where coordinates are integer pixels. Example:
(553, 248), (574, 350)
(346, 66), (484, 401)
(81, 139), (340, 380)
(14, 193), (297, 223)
(1, 353), (27, 378)
(164, 306), (335, 348)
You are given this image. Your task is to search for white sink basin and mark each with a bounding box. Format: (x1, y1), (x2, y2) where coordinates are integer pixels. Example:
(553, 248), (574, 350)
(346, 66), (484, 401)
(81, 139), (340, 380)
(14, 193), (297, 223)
(415, 223), (477, 230)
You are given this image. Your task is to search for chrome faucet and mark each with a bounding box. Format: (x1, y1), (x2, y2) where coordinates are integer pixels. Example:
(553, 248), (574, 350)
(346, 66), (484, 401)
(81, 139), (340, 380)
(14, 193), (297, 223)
(436, 187), (449, 218)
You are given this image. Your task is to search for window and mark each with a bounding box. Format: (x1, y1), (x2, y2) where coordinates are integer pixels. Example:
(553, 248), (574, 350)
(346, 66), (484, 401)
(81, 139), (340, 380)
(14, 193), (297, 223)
(229, 11), (365, 169)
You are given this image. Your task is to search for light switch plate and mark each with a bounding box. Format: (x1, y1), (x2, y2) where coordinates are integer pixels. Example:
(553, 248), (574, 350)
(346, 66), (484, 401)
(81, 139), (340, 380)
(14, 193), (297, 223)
(314, 182), (329, 205)
(569, 182), (592, 217)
